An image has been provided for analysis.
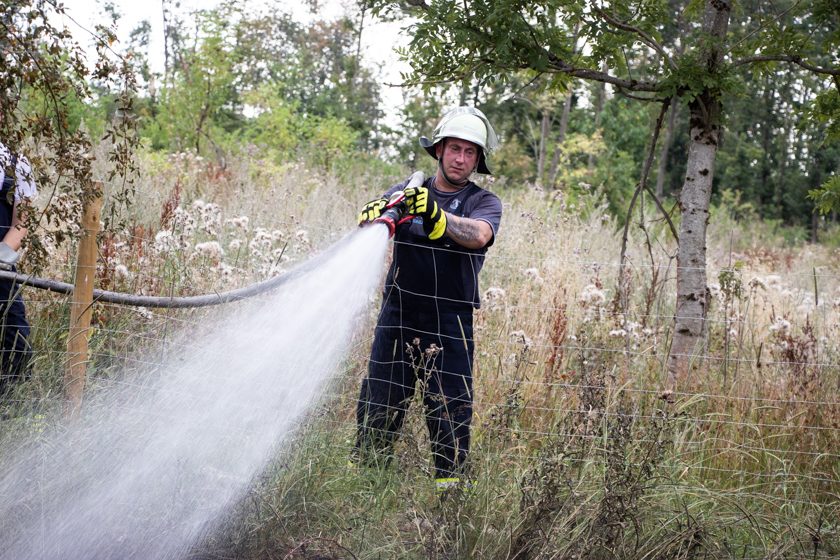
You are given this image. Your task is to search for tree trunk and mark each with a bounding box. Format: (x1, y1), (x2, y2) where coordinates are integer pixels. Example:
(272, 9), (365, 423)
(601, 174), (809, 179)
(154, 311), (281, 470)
(588, 63), (608, 172)
(162, 0), (171, 85)
(537, 108), (550, 185)
(655, 102), (678, 198)
(549, 92), (573, 188)
(667, 0), (731, 386)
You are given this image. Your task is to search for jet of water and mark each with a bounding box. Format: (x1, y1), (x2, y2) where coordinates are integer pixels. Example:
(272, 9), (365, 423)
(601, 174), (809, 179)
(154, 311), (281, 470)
(0, 225), (390, 560)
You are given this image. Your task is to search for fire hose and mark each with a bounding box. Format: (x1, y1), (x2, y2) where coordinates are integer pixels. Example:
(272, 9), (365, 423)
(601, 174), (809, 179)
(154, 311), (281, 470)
(0, 172), (425, 309)
(0, 223), (360, 309)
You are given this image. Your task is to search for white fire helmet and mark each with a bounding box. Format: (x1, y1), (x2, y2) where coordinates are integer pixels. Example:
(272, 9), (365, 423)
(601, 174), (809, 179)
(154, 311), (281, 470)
(419, 106), (499, 174)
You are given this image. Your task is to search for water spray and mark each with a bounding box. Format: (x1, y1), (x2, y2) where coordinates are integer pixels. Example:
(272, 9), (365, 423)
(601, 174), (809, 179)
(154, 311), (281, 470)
(0, 171), (427, 558)
(0, 226), (393, 560)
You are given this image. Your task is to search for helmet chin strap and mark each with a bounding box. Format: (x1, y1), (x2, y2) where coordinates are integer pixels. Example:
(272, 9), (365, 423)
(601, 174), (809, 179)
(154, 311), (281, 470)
(437, 157), (470, 188)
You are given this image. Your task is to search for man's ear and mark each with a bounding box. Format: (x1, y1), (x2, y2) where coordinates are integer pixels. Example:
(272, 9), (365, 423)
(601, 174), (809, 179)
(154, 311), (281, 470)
(435, 140), (445, 159)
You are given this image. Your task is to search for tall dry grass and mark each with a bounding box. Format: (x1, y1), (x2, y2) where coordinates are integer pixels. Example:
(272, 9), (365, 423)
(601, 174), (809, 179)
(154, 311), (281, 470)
(1, 149), (837, 558)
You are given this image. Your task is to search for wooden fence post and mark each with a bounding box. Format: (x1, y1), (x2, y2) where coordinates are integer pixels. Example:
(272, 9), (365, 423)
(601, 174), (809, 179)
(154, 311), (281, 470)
(64, 187), (103, 417)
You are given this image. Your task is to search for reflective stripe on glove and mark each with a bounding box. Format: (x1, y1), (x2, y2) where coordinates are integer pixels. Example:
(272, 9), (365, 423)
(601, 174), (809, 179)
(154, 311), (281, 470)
(357, 198), (387, 225)
(403, 186), (447, 240)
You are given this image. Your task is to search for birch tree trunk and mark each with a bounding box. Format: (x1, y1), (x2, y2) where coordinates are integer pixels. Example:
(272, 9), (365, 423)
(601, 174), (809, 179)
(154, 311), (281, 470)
(667, 0), (731, 386)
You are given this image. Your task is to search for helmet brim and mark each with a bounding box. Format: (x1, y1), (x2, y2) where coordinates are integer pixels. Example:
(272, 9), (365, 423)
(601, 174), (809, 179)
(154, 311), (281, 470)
(419, 136), (492, 175)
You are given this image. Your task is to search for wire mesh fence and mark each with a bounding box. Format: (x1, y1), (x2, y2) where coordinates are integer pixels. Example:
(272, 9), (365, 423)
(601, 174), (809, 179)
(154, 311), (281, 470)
(1, 226), (838, 558)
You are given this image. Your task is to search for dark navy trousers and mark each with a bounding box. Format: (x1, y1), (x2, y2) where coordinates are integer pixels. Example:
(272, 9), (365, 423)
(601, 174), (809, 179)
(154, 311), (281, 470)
(0, 169), (32, 396)
(356, 302), (474, 478)
(0, 274), (31, 396)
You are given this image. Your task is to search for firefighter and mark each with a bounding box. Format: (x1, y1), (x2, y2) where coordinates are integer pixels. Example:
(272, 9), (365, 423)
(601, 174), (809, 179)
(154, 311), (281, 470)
(356, 106), (503, 491)
(0, 142), (36, 397)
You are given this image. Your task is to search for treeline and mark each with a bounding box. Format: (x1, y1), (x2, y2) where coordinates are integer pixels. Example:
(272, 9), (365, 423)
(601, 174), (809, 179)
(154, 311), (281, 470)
(3, 0), (839, 234)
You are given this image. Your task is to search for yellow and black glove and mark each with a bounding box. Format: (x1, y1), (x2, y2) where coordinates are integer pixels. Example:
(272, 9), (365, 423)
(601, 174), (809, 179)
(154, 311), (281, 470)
(403, 186), (447, 240)
(357, 197), (387, 225)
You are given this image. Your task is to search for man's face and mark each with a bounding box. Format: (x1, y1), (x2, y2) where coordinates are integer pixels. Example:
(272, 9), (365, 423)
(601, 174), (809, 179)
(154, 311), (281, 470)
(436, 138), (479, 184)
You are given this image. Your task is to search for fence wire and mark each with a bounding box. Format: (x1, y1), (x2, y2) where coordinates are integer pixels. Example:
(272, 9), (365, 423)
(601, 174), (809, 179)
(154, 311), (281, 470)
(1, 239), (838, 558)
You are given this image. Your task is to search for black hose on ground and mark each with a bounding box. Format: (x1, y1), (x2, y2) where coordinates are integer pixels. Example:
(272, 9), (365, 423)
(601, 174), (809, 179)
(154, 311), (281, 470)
(0, 232), (360, 308)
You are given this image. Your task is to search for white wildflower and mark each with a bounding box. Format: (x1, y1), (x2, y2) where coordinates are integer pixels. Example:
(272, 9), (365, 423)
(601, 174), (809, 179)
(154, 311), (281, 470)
(523, 267), (544, 283)
(272, 248), (290, 262)
(295, 229), (310, 244)
(579, 284), (606, 306)
(194, 241), (223, 260)
(114, 264), (130, 280)
(154, 231), (178, 253)
(228, 239), (242, 251)
(483, 287), (506, 310)
(170, 206), (195, 237)
(769, 317), (791, 334)
(509, 330), (532, 350)
(226, 216), (250, 231)
(135, 306), (154, 320)
(609, 328), (627, 338)
(748, 276), (767, 290)
(249, 228), (273, 254)
(218, 262), (234, 282)
(195, 201), (222, 235)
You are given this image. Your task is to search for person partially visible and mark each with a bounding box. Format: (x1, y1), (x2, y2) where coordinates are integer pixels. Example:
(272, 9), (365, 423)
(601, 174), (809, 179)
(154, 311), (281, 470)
(0, 142), (36, 397)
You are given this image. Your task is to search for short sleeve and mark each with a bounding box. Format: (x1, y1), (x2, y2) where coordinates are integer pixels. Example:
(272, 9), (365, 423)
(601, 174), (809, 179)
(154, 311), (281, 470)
(465, 190), (502, 245)
(0, 144), (38, 203)
(14, 155), (37, 202)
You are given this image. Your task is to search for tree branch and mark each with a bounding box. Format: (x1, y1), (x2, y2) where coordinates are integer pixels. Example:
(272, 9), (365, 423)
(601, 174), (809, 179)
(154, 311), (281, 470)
(401, 1), (663, 93)
(614, 86), (669, 103)
(544, 51), (660, 91)
(644, 183), (679, 242)
(618, 97), (675, 313)
(593, 8), (677, 72)
(731, 55), (840, 76)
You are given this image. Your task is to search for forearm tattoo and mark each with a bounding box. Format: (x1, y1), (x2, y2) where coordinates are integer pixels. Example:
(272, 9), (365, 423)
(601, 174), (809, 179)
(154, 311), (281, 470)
(445, 214), (486, 247)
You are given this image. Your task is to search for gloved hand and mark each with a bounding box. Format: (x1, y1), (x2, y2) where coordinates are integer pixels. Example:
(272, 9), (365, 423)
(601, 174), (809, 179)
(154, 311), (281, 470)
(0, 241), (19, 269)
(357, 197), (387, 225)
(403, 186), (447, 240)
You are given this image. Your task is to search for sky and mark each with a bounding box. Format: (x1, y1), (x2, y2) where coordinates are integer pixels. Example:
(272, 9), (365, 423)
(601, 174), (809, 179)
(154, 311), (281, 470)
(57, 0), (411, 123)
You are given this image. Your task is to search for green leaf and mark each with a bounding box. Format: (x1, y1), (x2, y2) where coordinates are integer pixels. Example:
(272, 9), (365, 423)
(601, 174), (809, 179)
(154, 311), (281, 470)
(807, 175), (840, 215)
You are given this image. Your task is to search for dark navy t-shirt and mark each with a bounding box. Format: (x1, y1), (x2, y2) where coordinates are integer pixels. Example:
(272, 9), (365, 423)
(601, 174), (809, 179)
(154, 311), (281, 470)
(381, 176), (502, 311)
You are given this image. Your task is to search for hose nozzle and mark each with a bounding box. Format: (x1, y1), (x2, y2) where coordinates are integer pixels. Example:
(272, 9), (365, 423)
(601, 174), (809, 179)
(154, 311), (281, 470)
(371, 171), (425, 238)
(373, 191), (408, 238)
